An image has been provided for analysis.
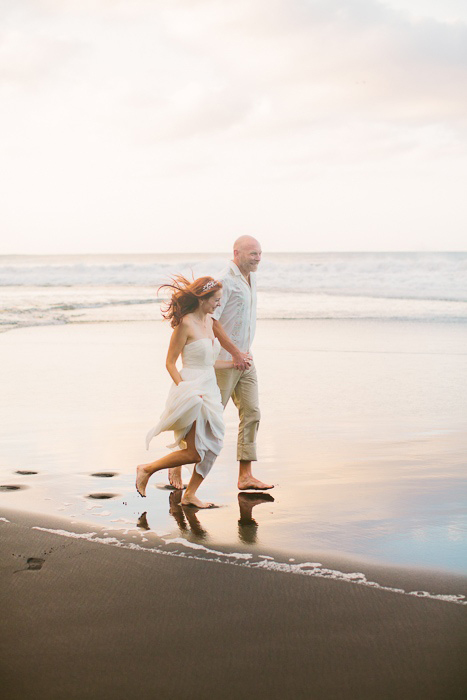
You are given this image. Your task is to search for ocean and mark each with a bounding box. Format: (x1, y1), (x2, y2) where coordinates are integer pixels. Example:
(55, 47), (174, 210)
(1, 252), (467, 332)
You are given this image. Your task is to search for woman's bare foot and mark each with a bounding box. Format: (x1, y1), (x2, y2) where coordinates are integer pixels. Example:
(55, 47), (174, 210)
(136, 464), (151, 497)
(168, 467), (184, 490)
(181, 494), (215, 509)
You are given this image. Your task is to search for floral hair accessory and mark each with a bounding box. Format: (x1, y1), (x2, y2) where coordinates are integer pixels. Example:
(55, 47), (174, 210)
(202, 280), (218, 292)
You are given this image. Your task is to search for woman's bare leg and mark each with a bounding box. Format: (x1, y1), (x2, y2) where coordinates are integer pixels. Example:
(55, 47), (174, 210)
(181, 468), (214, 509)
(180, 427), (215, 508)
(136, 423), (200, 497)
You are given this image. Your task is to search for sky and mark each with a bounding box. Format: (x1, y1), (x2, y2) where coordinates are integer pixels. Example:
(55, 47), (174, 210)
(1, 0), (467, 254)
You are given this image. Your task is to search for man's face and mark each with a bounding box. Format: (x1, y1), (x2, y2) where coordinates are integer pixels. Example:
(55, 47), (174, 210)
(235, 242), (262, 272)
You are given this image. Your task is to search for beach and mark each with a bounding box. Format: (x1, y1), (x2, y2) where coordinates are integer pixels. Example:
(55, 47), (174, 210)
(2, 0), (467, 684)
(1, 508), (466, 700)
(1, 254), (467, 698)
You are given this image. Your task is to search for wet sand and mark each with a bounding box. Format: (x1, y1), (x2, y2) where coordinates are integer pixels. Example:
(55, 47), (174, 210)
(1, 510), (466, 700)
(1, 319), (466, 572)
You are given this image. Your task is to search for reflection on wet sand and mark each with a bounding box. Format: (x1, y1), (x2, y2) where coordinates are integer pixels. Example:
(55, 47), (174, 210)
(137, 490), (275, 546)
(238, 492), (275, 544)
(169, 490), (208, 539)
(137, 511), (150, 531)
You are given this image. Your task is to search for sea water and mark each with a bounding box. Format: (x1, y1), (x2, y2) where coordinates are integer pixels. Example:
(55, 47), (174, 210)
(1, 252), (467, 332)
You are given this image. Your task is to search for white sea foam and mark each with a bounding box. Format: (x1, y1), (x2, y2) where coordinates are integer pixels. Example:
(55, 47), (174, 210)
(163, 536), (253, 559)
(32, 526), (467, 606)
(1, 253), (466, 299)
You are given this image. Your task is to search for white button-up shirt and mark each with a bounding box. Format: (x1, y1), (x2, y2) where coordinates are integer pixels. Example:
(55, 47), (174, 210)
(212, 261), (257, 362)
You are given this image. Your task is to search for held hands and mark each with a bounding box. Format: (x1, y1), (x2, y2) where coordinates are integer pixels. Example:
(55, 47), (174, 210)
(232, 351), (252, 371)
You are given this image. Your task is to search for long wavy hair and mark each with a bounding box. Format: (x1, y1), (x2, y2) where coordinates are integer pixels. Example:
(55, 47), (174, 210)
(159, 275), (222, 327)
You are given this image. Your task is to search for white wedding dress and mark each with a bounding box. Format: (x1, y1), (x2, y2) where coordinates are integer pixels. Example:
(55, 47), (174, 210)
(145, 337), (225, 478)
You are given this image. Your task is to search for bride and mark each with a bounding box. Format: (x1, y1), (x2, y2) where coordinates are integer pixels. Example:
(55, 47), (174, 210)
(136, 275), (238, 507)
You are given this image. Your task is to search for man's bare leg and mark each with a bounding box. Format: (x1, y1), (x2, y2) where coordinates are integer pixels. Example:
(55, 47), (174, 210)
(237, 460), (273, 490)
(168, 466), (184, 490)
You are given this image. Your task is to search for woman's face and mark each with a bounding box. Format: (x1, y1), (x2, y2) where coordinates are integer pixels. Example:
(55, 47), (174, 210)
(202, 290), (222, 315)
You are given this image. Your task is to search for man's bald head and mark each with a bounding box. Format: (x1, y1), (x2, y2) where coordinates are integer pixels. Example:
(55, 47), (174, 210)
(233, 236), (262, 278)
(233, 235), (261, 253)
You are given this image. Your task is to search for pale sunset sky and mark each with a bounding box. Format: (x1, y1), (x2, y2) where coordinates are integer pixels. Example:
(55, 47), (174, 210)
(1, 0), (466, 254)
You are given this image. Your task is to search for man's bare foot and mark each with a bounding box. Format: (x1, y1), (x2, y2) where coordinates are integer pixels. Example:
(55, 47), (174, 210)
(168, 467), (184, 490)
(237, 476), (274, 491)
(181, 495), (215, 509)
(136, 464), (151, 497)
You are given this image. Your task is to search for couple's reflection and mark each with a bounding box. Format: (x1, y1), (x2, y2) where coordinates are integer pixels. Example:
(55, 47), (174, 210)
(169, 490), (208, 539)
(137, 490), (274, 545)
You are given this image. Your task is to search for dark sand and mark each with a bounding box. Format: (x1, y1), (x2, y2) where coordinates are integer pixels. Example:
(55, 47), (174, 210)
(1, 511), (466, 700)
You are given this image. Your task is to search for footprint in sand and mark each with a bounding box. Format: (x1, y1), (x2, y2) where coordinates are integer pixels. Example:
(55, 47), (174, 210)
(14, 556), (46, 573)
(87, 493), (118, 500)
(0, 485), (27, 492)
(91, 472), (118, 478)
(26, 557), (45, 571)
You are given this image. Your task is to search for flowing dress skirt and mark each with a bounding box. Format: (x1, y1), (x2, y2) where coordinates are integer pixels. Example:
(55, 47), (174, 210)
(145, 366), (225, 478)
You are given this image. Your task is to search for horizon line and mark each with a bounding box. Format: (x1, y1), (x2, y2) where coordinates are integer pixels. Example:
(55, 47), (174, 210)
(1, 250), (467, 257)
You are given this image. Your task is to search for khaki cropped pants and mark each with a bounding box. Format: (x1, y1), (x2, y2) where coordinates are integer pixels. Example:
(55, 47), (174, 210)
(215, 364), (260, 462)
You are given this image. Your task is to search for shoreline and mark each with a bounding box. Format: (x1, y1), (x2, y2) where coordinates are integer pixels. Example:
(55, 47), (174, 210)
(2, 507), (466, 607)
(1, 509), (466, 700)
(3, 310), (467, 337)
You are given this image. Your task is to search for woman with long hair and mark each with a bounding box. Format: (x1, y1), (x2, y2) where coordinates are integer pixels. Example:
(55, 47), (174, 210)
(136, 275), (235, 507)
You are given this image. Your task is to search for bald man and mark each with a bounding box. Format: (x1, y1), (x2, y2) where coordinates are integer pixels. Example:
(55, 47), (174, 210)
(168, 236), (273, 491)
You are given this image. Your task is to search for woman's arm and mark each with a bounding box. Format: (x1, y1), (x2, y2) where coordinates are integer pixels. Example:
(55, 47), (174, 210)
(214, 359), (235, 370)
(212, 319), (251, 370)
(166, 322), (189, 385)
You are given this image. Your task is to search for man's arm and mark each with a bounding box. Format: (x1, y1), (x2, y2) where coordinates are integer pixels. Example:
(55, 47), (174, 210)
(212, 319), (251, 370)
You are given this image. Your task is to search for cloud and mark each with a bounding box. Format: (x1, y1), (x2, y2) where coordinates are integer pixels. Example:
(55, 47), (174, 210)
(2, 1), (466, 135)
(160, 0), (467, 131)
(1, 0), (466, 255)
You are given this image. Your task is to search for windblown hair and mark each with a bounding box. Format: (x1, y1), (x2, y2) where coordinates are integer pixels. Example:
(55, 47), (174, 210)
(159, 275), (222, 328)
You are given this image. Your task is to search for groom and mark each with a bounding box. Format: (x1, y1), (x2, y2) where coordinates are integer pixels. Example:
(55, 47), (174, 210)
(169, 235), (273, 491)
